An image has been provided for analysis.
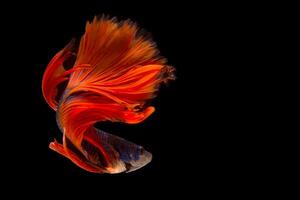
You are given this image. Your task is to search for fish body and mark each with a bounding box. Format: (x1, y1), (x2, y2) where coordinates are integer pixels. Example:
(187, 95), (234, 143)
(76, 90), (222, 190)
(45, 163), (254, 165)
(42, 16), (175, 174)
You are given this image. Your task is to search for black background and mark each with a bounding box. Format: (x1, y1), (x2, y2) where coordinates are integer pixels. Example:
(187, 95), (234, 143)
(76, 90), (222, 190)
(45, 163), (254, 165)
(0, 0), (261, 195)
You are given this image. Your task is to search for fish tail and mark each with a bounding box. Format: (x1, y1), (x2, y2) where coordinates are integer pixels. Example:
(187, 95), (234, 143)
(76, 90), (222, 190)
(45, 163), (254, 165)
(43, 16), (175, 173)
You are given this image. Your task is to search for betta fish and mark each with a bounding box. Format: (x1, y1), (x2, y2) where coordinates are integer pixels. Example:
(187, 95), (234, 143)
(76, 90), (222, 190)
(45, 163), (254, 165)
(42, 16), (175, 174)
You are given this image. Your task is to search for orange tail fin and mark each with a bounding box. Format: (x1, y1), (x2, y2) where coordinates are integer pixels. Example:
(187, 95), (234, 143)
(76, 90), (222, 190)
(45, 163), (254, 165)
(43, 16), (175, 174)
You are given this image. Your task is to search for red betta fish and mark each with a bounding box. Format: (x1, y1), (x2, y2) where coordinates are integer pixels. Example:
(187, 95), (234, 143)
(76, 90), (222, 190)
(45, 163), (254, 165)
(42, 16), (175, 174)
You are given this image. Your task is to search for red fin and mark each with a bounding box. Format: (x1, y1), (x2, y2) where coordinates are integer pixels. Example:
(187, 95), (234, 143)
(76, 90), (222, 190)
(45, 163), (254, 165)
(44, 16), (175, 174)
(42, 40), (76, 110)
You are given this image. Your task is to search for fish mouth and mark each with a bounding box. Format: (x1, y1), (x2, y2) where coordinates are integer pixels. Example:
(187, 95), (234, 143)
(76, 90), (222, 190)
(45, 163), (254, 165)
(123, 149), (152, 173)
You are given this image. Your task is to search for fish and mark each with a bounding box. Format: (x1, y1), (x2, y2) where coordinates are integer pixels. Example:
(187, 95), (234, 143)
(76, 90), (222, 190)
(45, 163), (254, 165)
(42, 16), (175, 174)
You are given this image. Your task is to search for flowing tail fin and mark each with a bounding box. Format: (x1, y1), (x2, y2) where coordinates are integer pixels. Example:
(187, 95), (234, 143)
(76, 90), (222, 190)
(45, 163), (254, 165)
(43, 16), (175, 174)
